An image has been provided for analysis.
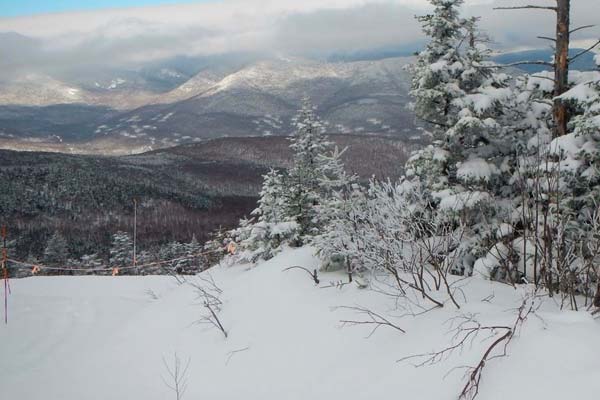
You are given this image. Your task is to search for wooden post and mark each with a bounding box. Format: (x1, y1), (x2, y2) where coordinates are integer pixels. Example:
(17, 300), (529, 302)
(494, 1), (572, 137)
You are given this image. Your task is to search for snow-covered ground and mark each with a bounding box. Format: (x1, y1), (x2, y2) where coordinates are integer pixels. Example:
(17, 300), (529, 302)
(1, 247), (599, 399)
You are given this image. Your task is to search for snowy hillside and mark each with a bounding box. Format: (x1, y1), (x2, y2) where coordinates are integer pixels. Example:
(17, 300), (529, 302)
(2, 247), (599, 400)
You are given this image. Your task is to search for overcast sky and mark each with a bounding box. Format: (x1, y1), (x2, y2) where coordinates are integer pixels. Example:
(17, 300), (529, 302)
(0, 0), (598, 77)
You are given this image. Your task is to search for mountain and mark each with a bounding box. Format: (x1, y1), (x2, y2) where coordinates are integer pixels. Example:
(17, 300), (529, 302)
(0, 56), (416, 154)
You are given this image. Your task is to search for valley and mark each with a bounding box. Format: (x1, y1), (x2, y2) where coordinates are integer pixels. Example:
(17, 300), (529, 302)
(0, 134), (411, 265)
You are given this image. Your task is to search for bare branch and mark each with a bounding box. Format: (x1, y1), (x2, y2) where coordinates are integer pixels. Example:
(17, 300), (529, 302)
(225, 346), (250, 365)
(569, 39), (600, 63)
(283, 266), (320, 285)
(337, 305), (406, 337)
(479, 60), (554, 69)
(537, 36), (556, 42)
(191, 277), (228, 338)
(399, 295), (539, 400)
(161, 353), (191, 400)
(570, 25), (595, 35)
(494, 6), (557, 12)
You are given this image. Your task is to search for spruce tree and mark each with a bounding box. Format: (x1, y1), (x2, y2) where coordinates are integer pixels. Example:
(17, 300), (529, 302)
(44, 232), (68, 266)
(407, 1), (517, 275)
(285, 99), (331, 241)
(109, 231), (133, 269)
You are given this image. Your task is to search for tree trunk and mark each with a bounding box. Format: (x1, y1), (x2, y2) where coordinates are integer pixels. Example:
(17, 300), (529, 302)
(553, 0), (570, 137)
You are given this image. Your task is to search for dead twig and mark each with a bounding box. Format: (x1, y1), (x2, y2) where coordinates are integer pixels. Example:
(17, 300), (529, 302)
(337, 305), (406, 337)
(399, 295), (539, 400)
(283, 266), (320, 285)
(225, 346), (250, 365)
(161, 353), (191, 400)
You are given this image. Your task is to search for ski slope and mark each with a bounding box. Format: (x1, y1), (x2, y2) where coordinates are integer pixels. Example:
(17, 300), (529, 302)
(1, 247), (599, 400)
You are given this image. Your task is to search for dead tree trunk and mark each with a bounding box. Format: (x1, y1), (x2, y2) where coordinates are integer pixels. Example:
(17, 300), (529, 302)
(553, 0), (570, 138)
(495, 0), (572, 137)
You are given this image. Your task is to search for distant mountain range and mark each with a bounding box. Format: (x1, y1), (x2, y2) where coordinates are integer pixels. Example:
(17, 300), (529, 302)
(0, 48), (596, 155)
(0, 56), (416, 154)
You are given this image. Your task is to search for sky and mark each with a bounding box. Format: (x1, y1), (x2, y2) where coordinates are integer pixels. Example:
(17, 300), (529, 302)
(0, 0), (217, 17)
(0, 0), (598, 79)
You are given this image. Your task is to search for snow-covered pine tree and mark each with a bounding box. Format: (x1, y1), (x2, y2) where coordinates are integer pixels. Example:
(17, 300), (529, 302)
(109, 231), (134, 271)
(313, 146), (358, 274)
(285, 99), (331, 242)
(316, 146), (356, 220)
(228, 169), (297, 263)
(409, 0), (465, 136)
(184, 235), (204, 273)
(158, 241), (188, 274)
(228, 99), (352, 264)
(80, 253), (103, 273)
(254, 169), (288, 225)
(407, 0), (473, 203)
(407, 1), (515, 275)
(44, 231), (68, 266)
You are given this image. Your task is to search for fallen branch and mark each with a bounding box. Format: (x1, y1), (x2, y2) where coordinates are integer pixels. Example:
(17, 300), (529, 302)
(199, 301), (228, 339)
(283, 266), (320, 285)
(337, 305), (406, 337)
(399, 295), (538, 400)
(225, 346), (250, 365)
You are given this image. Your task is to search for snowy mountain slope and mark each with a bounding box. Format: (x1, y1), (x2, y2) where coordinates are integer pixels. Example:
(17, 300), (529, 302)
(0, 74), (158, 111)
(88, 57), (415, 149)
(2, 247), (599, 400)
(0, 56), (416, 153)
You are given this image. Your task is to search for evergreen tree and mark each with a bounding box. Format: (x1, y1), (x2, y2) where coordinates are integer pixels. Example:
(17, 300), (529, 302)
(184, 235), (204, 273)
(253, 169), (288, 225)
(409, 0), (466, 134)
(44, 232), (68, 266)
(80, 253), (103, 272)
(285, 99), (331, 240)
(109, 231), (133, 269)
(407, 2), (516, 275)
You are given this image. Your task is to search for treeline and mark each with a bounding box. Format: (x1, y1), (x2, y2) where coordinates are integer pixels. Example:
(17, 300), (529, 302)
(0, 150), (256, 266)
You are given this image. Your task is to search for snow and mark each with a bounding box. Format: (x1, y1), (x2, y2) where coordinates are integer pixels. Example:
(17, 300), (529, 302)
(548, 133), (585, 158)
(2, 247), (600, 400)
(438, 190), (491, 212)
(527, 71), (555, 93)
(461, 87), (512, 113)
(496, 223), (514, 239)
(457, 157), (499, 183)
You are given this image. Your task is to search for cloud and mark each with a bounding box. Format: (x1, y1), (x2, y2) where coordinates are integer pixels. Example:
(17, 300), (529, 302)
(0, 0), (597, 79)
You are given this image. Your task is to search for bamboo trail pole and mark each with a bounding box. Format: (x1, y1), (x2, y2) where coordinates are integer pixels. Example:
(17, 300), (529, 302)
(2, 225), (10, 324)
(133, 198), (138, 273)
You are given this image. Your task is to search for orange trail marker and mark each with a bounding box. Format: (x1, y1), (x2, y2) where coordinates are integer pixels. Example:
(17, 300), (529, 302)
(226, 242), (237, 255)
